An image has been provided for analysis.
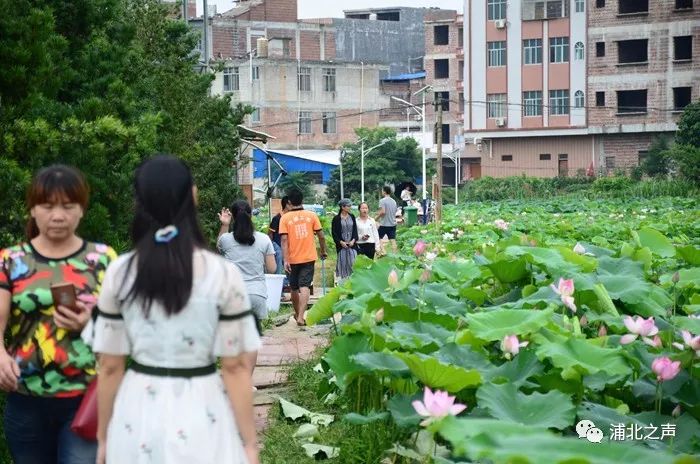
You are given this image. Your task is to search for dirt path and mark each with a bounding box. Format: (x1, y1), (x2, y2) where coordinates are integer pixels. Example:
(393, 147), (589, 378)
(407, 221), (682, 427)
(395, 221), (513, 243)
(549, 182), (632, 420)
(252, 301), (329, 432)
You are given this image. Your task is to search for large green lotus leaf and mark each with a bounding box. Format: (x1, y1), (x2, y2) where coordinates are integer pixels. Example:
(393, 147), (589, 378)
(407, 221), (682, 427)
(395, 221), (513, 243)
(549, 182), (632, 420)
(276, 396), (334, 426)
(431, 258), (482, 284)
(351, 352), (409, 376)
(635, 227), (676, 257)
(485, 349), (545, 388)
(342, 411), (389, 425)
(536, 338), (632, 380)
(393, 352), (482, 392)
(387, 392), (422, 428)
(597, 256), (645, 279)
(433, 416), (545, 446)
(597, 275), (653, 305)
(660, 268), (700, 288)
(505, 246), (581, 276)
(487, 257), (528, 283)
(307, 285), (348, 325)
(677, 245), (700, 265)
(434, 343), (495, 374)
(350, 259), (396, 294)
(301, 444), (339, 459)
(554, 246), (598, 273)
(476, 383), (576, 429)
(373, 321), (452, 351)
(466, 307), (554, 342)
(322, 334), (371, 389)
(333, 292), (384, 316)
(671, 315), (700, 334)
(625, 285), (672, 318)
(414, 284), (468, 318)
(590, 283), (621, 316)
(458, 286), (489, 306)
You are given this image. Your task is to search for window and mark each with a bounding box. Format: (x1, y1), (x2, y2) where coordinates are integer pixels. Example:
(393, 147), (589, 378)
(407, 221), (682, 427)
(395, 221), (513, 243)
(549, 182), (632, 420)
(523, 0), (570, 19)
(488, 0), (507, 20)
(488, 41), (507, 66)
(596, 42), (605, 57)
(674, 36), (693, 61)
(574, 90), (585, 108)
(524, 39), (543, 64)
(596, 0), (605, 6)
(618, 39), (648, 64)
(558, 154), (568, 160)
(322, 112), (336, 134)
(458, 28), (464, 47)
(252, 66), (260, 80)
(376, 11), (400, 21)
(596, 91), (605, 106)
(676, 0), (693, 9)
(322, 68), (336, 92)
(575, 0), (585, 12)
(546, 0), (566, 17)
(459, 60), (464, 80)
(298, 67), (311, 92)
(487, 93), (507, 118)
(523, 91), (543, 116)
(673, 87), (691, 110)
(550, 37), (569, 63)
(502, 155), (513, 161)
(619, 0), (648, 14)
(574, 42), (585, 60)
(223, 67), (239, 92)
(540, 153), (552, 160)
(549, 89), (570, 115)
(250, 107), (260, 123)
(306, 172), (324, 184)
(298, 111), (312, 134)
(434, 25), (449, 45)
(605, 156), (615, 170)
(434, 124), (451, 144)
(436, 91), (450, 111)
(617, 89), (647, 114)
(434, 59), (450, 78)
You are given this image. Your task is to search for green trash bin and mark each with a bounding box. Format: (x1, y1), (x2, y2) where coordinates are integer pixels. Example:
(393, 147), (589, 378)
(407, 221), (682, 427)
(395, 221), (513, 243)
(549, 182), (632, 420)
(404, 206), (418, 226)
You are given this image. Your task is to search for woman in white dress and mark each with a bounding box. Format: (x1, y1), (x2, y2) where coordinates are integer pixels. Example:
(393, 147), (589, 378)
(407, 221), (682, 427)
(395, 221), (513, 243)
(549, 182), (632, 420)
(92, 156), (260, 464)
(356, 202), (381, 260)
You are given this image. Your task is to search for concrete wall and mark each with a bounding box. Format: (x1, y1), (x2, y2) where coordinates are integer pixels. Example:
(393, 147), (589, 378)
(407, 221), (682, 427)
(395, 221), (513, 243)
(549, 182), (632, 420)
(333, 8), (426, 78)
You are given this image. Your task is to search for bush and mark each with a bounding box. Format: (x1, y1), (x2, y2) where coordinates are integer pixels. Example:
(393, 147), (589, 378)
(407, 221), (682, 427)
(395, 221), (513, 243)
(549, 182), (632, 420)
(666, 144), (700, 185)
(461, 176), (593, 202)
(592, 176), (634, 193)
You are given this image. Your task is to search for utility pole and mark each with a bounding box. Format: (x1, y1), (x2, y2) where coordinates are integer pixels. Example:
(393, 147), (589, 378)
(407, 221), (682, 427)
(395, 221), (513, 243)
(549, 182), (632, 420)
(182, 0), (187, 22)
(339, 150), (345, 200)
(434, 94), (443, 223)
(202, 0), (209, 73)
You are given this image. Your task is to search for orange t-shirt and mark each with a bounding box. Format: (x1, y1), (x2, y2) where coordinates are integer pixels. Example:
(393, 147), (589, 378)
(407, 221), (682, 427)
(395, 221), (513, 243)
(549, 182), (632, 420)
(279, 209), (322, 264)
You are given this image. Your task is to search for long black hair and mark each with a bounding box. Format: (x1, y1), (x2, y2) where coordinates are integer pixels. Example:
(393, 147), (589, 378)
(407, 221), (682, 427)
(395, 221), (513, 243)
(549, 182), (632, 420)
(125, 155), (205, 317)
(230, 200), (255, 246)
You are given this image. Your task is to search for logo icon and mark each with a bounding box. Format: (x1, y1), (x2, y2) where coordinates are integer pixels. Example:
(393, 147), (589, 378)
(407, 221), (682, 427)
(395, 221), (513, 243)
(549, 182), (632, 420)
(576, 420), (604, 443)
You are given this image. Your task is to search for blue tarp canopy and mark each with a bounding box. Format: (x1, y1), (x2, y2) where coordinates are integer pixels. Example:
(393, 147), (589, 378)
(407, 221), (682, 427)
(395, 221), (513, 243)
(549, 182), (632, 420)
(253, 149), (340, 183)
(381, 71), (426, 82)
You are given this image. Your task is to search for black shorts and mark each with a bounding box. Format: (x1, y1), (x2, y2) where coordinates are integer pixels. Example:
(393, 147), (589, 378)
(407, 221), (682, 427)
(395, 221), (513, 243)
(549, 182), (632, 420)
(377, 225), (397, 240)
(288, 261), (315, 290)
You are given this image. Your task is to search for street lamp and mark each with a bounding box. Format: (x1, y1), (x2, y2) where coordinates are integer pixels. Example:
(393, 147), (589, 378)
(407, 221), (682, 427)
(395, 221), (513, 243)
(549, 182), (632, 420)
(411, 86), (433, 200)
(358, 137), (391, 203)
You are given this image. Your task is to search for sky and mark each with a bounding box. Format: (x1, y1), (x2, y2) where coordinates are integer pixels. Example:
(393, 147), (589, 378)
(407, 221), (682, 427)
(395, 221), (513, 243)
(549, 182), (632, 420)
(205, 0), (463, 18)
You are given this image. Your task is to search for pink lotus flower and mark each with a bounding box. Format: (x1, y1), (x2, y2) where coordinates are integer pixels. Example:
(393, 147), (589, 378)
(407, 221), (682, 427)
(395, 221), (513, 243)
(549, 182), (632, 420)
(411, 387), (467, 426)
(500, 335), (528, 358)
(413, 240), (427, 257)
(375, 308), (385, 322)
(420, 269), (431, 283)
(388, 270), (399, 287)
(651, 356), (681, 382)
(620, 316), (659, 345)
(598, 325), (608, 337)
(550, 278), (576, 313)
(643, 335), (663, 348)
(494, 219), (509, 231)
(672, 330), (700, 356)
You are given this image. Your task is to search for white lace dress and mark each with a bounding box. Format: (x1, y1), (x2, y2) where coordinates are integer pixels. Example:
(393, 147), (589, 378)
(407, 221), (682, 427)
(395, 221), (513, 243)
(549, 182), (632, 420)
(90, 250), (260, 463)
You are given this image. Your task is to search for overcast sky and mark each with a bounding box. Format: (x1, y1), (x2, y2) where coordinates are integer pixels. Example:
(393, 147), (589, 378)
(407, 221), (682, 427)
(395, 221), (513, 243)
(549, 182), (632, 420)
(205, 0), (463, 18)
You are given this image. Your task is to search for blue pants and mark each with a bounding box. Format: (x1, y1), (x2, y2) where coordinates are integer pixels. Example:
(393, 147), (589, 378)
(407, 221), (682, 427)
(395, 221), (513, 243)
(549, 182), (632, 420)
(4, 392), (97, 464)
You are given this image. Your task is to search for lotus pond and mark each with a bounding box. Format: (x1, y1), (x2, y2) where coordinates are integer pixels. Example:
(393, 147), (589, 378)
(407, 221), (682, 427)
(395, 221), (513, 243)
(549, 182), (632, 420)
(269, 196), (700, 463)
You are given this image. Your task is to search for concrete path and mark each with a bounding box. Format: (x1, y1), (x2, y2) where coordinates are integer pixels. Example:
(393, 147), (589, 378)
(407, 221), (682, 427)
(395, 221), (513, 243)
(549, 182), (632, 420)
(253, 301), (329, 432)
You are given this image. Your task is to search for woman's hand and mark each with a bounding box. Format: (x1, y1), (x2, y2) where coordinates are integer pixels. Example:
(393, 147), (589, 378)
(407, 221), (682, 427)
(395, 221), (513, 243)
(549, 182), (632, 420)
(96, 440), (106, 464)
(244, 443), (260, 464)
(53, 300), (91, 332)
(0, 350), (20, 392)
(218, 208), (232, 226)
(339, 241), (347, 249)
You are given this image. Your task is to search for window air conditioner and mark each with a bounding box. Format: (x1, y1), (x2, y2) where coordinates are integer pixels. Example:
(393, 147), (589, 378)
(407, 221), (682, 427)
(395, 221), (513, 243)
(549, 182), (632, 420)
(496, 117), (507, 127)
(495, 19), (507, 29)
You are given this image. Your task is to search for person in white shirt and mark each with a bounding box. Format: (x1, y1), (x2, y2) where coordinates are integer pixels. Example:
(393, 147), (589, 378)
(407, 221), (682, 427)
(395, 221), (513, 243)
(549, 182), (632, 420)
(400, 186), (412, 207)
(356, 202), (381, 259)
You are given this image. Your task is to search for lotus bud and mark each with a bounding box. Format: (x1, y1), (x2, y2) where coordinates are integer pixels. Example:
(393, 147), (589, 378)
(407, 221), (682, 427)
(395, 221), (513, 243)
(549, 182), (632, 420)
(672, 404), (682, 418)
(420, 269), (431, 283)
(579, 315), (588, 327)
(375, 308), (385, 322)
(413, 240), (427, 257)
(672, 271), (680, 284)
(573, 243), (586, 255)
(598, 325), (608, 337)
(388, 270), (399, 287)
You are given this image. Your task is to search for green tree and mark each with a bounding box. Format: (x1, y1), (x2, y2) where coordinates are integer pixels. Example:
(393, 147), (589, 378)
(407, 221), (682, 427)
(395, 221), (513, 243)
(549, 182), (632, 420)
(641, 136), (671, 178)
(276, 171), (315, 202)
(665, 101), (700, 184)
(326, 127), (422, 204)
(0, 0), (248, 249)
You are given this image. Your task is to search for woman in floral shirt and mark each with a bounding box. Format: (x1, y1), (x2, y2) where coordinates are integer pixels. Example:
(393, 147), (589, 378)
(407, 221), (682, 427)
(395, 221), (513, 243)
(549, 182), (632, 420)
(0, 165), (116, 464)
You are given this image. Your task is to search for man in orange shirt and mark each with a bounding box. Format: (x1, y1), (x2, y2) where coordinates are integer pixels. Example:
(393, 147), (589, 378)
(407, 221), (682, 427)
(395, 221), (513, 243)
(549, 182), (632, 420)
(280, 189), (328, 326)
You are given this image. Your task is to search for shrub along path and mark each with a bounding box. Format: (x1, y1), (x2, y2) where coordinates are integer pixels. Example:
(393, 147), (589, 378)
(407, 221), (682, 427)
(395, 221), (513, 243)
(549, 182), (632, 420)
(253, 300), (329, 433)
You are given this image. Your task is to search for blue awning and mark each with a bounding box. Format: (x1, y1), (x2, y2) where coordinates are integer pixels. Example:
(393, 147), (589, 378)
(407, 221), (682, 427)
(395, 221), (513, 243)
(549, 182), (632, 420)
(381, 71), (426, 82)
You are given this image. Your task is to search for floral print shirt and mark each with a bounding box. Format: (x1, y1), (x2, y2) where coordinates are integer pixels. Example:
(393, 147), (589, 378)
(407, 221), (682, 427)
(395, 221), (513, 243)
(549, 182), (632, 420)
(0, 241), (117, 397)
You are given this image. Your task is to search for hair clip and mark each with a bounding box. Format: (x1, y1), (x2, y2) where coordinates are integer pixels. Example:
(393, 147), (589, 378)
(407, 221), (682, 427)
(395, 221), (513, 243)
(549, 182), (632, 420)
(154, 225), (179, 243)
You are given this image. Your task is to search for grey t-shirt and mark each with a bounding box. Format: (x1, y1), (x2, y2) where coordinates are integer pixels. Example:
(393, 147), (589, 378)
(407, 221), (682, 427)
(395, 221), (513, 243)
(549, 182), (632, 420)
(217, 231), (275, 297)
(378, 196), (397, 227)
